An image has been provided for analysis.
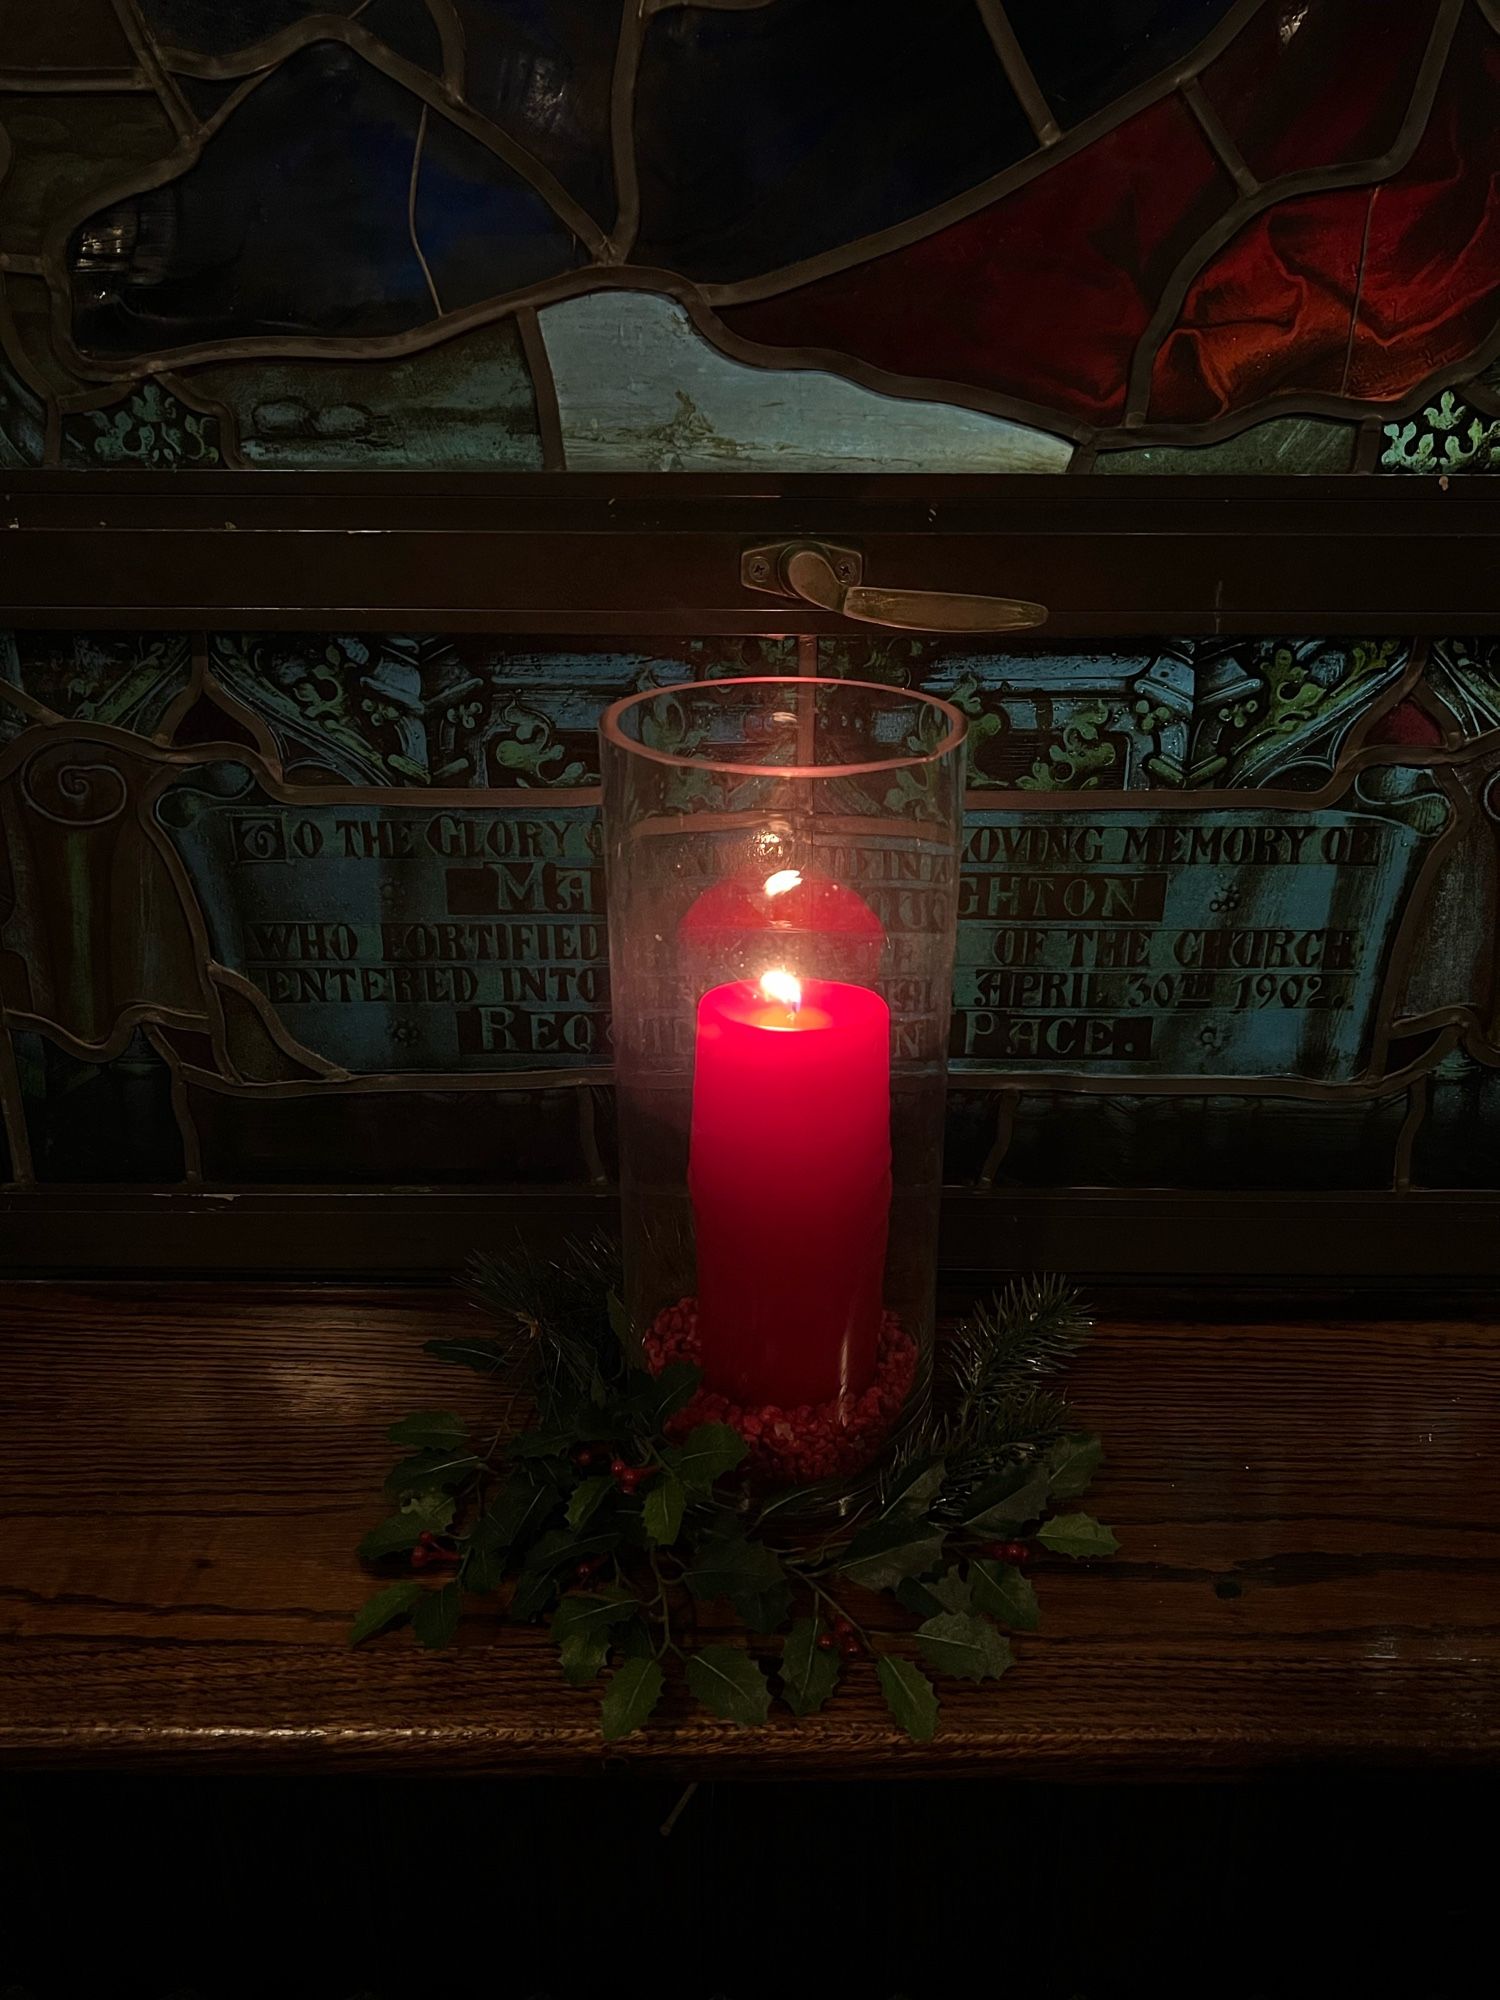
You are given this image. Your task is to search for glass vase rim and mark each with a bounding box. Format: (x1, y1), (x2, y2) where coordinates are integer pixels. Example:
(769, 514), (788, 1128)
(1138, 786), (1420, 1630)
(600, 675), (968, 782)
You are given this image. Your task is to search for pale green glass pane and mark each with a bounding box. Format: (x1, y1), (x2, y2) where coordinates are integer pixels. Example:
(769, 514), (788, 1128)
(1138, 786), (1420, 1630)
(183, 323), (543, 469)
(1096, 417), (1354, 475)
(540, 291), (1073, 474)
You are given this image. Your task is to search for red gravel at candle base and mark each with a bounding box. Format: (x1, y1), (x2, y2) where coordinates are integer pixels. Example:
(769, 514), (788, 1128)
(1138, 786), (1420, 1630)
(642, 1298), (918, 1487)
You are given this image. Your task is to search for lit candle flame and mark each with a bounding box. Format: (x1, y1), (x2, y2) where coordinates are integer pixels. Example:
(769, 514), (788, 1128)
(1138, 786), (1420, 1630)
(759, 968), (801, 1013)
(763, 869), (802, 898)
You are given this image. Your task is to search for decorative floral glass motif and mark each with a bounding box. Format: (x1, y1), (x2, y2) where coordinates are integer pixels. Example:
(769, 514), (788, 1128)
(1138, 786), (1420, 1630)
(4, 625), (1500, 1196)
(3, 0), (1500, 472)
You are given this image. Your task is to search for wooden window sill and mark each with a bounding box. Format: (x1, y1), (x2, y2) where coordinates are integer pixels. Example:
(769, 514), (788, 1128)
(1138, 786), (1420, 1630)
(1, 1283), (1496, 1778)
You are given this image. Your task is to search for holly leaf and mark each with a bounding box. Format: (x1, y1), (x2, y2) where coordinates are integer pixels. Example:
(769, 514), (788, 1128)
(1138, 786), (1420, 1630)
(601, 1656), (664, 1742)
(642, 1473), (686, 1546)
(877, 1656), (939, 1742)
(386, 1409), (468, 1451)
(1037, 1513), (1120, 1559)
(663, 1423), (746, 1493)
(523, 1528), (618, 1575)
(464, 1475), (558, 1587)
(838, 1517), (946, 1593)
(683, 1528), (779, 1602)
(963, 1466), (1051, 1533)
(566, 1475), (616, 1531)
(551, 1590), (640, 1640)
(970, 1559), (1040, 1631)
(687, 1646), (772, 1725)
(349, 1580), (423, 1647)
(553, 1592), (639, 1686)
(733, 1578), (793, 1632)
(357, 1489), (454, 1562)
(882, 1455), (946, 1519)
(412, 1581), (461, 1651)
(897, 1566), (971, 1618)
(559, 1627), (608, 1686)
(506, 1430), (580, 1461)
(1044, 1433), (1103, 1501)
(614, 1617), (656, 1661)
(622, 1360), (701, 1433)
(780, 1619), (840, 1716)
(510, 1567), (560, 1621)
(422, 1337), (512, 1374)
(915, 1612), (1013, 1683)
(385, 1448), (483, 1498)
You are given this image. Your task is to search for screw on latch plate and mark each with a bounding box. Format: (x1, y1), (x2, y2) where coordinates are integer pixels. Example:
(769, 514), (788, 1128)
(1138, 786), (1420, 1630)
(741, 542), (863, 597)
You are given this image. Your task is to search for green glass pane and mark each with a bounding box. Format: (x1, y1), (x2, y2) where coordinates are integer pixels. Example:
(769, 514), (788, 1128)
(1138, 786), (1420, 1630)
(184, 323), (543, 470)
(0, 358), (45, 468)
(1095, 417), (1354, 474)
(540, 292), (1072, 474)
(0, 631), (192, 735)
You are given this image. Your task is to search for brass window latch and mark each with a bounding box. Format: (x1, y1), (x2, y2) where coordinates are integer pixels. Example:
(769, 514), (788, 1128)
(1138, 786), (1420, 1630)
(740, 541), (1047, 634)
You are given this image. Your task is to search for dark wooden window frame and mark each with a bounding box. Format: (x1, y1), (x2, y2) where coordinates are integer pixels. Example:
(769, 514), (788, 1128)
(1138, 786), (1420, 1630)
(3, 469), (1499, 1283)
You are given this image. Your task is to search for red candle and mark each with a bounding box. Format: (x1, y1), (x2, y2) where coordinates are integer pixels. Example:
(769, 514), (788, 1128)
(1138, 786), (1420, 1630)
(689, 970), (891, 1408)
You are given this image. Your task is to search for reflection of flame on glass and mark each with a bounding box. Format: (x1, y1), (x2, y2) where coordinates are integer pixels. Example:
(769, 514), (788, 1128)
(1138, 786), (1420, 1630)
(763, 869), (802, 898)
(759, 968), (802, 1013)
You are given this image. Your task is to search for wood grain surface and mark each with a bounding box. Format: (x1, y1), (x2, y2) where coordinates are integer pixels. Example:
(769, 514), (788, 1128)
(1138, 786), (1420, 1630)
(1, 1282), (1496, 1777)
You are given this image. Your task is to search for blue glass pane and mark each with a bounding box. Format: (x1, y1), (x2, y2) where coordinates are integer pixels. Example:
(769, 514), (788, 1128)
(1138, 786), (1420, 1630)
(633, 0), (1033, 283)
(71, 42), (583, 357)
(1002, 0), (1236, 129)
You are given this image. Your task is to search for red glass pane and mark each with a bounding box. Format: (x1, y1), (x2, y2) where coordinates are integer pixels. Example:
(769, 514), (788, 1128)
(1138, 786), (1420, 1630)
(722, 93), (1231, 428)
(1152, 10), (1500, 420)
(1202, 0), (1441, 181)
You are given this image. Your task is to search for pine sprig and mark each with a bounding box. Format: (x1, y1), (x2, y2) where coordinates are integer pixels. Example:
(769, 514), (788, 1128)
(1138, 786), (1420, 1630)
(353, 1254), (1115, 1743)
(940, 1274), (1094, 1432)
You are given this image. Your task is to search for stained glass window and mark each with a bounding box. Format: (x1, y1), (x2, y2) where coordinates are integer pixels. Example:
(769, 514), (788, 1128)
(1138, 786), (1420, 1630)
(6, 7), (1500, 1232)
(2, 0), (1499, 475)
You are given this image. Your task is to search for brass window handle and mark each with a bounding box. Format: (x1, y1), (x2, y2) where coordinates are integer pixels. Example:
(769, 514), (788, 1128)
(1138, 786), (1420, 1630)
(741, 541), (1048, 634)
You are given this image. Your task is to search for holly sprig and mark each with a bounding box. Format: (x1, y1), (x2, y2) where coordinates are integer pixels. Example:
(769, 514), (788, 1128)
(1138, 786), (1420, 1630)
(352, 1248), (1117, 1741)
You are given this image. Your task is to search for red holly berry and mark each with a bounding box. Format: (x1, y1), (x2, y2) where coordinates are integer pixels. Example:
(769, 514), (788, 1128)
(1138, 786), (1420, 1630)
(839, 1635), (863, 1660)
(413, 1531), (458, 1567)
(609, 1457), (630, 1480)
(832, 1618), (854, 1639)
(1002, 1541), (1031, 1565)
(573, 1446), (596, 1469)
(816, 1632), (838, 1653)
